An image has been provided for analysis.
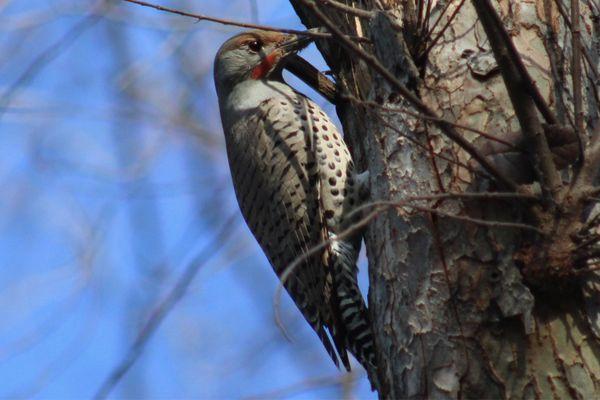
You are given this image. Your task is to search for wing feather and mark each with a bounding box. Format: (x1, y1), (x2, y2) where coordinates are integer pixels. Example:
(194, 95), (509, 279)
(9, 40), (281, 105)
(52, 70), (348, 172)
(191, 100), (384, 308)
(224, 97), (340, 365)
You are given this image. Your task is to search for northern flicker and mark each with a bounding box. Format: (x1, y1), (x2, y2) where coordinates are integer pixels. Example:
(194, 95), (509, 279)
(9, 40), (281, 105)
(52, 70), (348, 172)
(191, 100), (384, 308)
(214, 30), (376, 379)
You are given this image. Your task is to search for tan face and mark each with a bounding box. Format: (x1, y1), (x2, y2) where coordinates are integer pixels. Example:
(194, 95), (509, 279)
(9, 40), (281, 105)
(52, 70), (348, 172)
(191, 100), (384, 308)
(214, 30), (308, 95)
(219, 31), (287, 73)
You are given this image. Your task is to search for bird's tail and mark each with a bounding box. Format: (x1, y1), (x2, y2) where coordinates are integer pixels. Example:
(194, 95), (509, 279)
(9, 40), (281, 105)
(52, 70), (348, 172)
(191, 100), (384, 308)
(329, 238), (379, 388)
(316, 325), (342, 369)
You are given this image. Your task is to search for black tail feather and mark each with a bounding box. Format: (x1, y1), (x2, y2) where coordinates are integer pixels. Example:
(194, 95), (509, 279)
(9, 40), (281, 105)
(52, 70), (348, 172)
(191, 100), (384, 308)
(329, 240), (378, 387)
(316, 326), (340, 369)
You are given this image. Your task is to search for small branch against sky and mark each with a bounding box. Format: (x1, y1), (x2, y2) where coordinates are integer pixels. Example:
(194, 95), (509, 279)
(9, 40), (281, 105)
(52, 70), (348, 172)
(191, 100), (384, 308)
(0, 1), (106, 121)
(121, 0), (369, 42)
(93, 214), (238, 400)
(317, 0), (373, 19)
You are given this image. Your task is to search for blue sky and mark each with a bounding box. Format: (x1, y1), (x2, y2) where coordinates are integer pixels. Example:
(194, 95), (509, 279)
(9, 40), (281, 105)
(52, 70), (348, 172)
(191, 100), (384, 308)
(0, 1), (375, 398)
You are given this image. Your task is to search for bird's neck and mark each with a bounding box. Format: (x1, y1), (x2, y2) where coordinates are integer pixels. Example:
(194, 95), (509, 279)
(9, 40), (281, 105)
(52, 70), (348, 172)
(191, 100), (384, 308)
(223, 79), (295, 114)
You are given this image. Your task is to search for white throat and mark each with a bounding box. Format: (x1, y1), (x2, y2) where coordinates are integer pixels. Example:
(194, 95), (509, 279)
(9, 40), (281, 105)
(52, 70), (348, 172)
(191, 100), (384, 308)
(224, 79), (297, 113)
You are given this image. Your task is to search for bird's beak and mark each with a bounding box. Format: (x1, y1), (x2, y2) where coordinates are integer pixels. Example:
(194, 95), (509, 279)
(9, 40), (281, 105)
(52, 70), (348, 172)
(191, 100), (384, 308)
(277, 33), (314, 58)
(279, 29), (337, 104)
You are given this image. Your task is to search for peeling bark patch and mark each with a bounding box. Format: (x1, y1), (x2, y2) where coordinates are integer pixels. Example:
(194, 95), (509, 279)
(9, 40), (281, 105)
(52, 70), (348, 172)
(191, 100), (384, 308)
(466, 50), (501, 80)
(433, 367), (459, 394)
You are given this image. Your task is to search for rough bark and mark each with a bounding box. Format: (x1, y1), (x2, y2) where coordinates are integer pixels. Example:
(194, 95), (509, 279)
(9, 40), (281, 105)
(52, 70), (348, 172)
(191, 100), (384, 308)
(290, 1), (600, 398)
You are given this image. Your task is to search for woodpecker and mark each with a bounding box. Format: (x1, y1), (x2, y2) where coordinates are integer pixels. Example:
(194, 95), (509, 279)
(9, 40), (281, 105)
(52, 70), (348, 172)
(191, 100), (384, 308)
(214, 30), (376, 380)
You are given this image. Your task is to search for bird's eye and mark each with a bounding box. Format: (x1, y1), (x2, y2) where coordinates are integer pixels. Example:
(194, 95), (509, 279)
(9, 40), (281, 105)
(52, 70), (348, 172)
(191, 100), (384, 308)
(248, 40), (262, 52)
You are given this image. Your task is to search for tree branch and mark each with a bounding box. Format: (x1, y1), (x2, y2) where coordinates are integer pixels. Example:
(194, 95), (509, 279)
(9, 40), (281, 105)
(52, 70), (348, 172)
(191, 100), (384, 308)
(285, 55), (337, 103)
(554, 0), (600, 81)
(571, 0), (586, 171)
(472, 0), (562, 198)
(318, 0), (373, 19)
(421, 0), (467, 60)
(474, 1), (558, 125)
(121, 0), (369, 42)
(342, 94), (519, 149)
(295, 0), (519, 191)
(577, 125), (600, 186)
(274, 190), (542, 351)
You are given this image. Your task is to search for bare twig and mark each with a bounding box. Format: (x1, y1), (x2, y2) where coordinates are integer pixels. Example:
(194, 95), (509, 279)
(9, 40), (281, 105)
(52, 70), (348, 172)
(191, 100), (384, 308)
(274, 190), (542, 328)
(473, 1), (558, 126)
(285, 55), (337, 103)
(554, 0), (600, 81)
(121, 0), (369, 43)
(290, 68), (518, 153)
(471, 1), (560, 126)
(571, 0), (586, 168)
(11, 295), (101, 398)
(363, 200), (545, 233)
(421, 0), (467, 59)
(576, 123), (600, 189)
(424, 0), (454, 46)
(296, 0), (519, 190)
(371, 112), (481, 175)
(417, 0), (426, 33)
(0, 2), (106, 120)
(419, 0), (434, 44)
(392, 191), (539, 201)
(581, 206), (600, 231)
(472, 0), (562, 197)
(274, 207), (382, 340)
(342, 94), (519, 148)
(93, 214), (238, 400)
(318, 0), (373, 19)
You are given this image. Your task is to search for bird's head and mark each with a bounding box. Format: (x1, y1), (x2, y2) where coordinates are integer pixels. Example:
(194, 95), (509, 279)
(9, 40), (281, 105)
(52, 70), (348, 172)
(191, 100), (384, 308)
(214, 30), (312, 96)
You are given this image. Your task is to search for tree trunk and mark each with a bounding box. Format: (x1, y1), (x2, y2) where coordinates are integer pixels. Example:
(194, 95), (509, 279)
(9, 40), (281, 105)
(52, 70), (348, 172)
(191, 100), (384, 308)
(290, 1), (600, 398)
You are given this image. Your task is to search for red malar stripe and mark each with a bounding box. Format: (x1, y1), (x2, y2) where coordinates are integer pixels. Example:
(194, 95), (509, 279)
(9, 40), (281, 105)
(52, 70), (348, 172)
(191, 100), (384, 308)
(251, 52), (278, 79)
